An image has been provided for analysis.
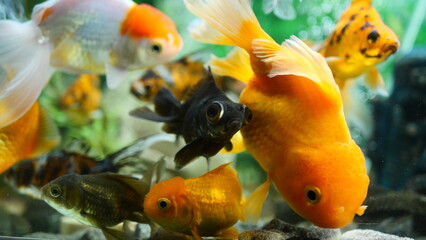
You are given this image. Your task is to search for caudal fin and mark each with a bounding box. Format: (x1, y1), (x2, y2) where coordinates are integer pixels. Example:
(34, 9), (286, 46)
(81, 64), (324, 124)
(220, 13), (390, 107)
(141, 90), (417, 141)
(184, 0), (272, 51)
(252, 36), (341, 104)
(0, 20), (53, 127)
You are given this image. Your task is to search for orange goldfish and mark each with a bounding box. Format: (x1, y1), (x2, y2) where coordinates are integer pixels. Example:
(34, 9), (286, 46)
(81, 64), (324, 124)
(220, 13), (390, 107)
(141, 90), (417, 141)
(0, 0), (183, 128)
(0, 102), (60, 174)
(319, 0), (399, 94)
(143, 163), (243, 239)
(60, 74), (101, 115)
(184, 0), (370, 228)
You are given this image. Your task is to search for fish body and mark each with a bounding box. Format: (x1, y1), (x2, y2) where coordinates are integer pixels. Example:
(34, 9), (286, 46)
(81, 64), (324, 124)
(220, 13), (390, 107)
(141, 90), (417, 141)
(5, 134), (175, 198)
(185, 0), (369, 228)
(0, 101), (59, 174)
(41, 172), (149, 228)
(5, 151), (99, 198)
(0, 0), (182, 127)
(143, 163), (242, 239)
(130, 70), (252, 169)
(319, 0), (399, 91)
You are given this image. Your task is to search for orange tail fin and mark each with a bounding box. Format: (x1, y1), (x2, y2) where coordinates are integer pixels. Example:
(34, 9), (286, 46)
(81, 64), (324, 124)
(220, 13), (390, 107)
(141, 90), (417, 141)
(184, 0), (273, 52)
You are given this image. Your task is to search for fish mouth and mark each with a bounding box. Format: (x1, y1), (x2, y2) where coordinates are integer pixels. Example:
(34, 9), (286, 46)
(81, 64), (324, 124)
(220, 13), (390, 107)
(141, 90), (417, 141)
(225, 119), (243, 132)
(382, 43), (398, 55)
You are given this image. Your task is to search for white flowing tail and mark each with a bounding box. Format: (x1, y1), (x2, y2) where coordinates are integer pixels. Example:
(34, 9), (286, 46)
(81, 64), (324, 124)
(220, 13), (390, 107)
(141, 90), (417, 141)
(0, 20), (53, 127)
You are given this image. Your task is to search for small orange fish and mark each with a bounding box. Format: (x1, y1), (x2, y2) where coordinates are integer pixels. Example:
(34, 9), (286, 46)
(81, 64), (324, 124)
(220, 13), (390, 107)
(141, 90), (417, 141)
(60, 74), (101, 124)
(0, 102), (60, 174)
(185, 0), (370, 228)
(143, 163), (243, 239)
(319, 0), (399, 94)
(0, 0), (183, 127)
(131, 56), (206, 102)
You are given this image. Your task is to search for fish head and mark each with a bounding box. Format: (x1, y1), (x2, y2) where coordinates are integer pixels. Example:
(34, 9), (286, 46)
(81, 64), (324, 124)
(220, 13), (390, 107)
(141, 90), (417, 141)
(201, 100), (252, 142)
(352, 7), (399, 66)
(120, 4), (183, 70)
(272, 140), (369, 228)
(130, 70), (166, 101)
(41, 173), (83, 217)
(143, 177), (193, 233)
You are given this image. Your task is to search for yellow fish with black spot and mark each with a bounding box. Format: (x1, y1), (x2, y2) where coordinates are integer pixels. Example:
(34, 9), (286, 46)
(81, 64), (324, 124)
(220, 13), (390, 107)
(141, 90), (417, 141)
(319, 0), (400, 94)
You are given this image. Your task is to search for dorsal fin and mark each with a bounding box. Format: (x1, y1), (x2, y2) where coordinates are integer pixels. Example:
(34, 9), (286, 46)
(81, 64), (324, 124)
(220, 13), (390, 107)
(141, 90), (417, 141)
(252, 36), (341, 104)
(153, 87), (181, 117)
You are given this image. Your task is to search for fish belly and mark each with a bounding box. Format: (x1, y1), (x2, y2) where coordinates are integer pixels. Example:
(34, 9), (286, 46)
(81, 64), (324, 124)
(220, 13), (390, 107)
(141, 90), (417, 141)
(35, 0), (133, 73)
(0, 103), (40, 174)
(186, 176), (241, 235)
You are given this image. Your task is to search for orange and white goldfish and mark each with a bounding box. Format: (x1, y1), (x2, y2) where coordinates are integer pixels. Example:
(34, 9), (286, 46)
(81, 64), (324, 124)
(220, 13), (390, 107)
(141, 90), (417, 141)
(0, 101), (60, 174)
(185, 0), (370, 228)
(319, 0), (399, 94)
(143, 163), (243, 240)
(0, 0), (183, 128)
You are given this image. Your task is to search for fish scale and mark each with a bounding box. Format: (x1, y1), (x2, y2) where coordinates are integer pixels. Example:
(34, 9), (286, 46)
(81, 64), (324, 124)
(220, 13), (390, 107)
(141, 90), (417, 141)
(143, 163), (243, 239)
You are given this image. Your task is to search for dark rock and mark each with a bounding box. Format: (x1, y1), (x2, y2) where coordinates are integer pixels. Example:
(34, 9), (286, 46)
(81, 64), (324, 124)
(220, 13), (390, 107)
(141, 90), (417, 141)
(239, 229), (286, 240)
(355, 186), (426, 238)
(262, 219), (340, 240)
(368, 48), (426, 190)
(78, 228), (106, 240)
(0, 208), (31, 236)
(25, 228), (105, 240)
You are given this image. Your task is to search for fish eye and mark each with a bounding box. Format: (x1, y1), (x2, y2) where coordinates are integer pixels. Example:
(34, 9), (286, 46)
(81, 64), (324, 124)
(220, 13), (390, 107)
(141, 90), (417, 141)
(367, 30), (380, 44)
(305, 186), (321, 205)
(244, 107), (253, 125)
(150, 42), (162, 54)
(206, 101), (224, 123)
(157, 198), (171, 211)
(50, 186), (62, 198)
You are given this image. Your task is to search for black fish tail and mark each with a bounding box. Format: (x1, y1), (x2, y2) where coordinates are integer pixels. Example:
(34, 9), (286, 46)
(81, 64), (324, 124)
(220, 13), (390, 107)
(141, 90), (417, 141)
(91, 134), (175, 173)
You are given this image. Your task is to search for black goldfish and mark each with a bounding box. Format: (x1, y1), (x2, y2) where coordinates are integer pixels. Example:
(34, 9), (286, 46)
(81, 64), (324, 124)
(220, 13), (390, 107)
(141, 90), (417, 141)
(130, 69), (252, 169)
(41, 172), (150, 240)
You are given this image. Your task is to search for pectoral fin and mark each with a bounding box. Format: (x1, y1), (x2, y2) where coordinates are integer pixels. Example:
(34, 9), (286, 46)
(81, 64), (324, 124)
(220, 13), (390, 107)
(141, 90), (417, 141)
(242, 177), (272, 224)
(190, 227), (203, 240)
(102, 227), (132, 240)
(129, 107), (175, 122)
(174, 138), (205, 169)
(174, 137), (225, 169)
(105, 63), (127, 89)
(365, 67), (388, 96)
